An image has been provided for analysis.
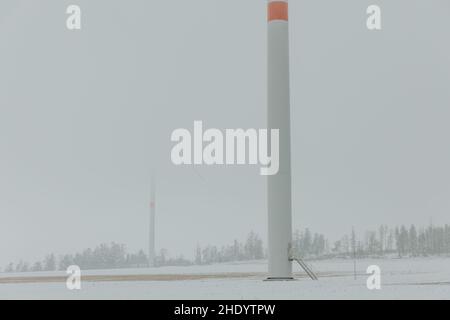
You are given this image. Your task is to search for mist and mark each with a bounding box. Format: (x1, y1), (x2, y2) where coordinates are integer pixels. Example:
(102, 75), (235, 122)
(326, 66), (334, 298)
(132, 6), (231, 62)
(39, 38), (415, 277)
(1, 0), (450, 268)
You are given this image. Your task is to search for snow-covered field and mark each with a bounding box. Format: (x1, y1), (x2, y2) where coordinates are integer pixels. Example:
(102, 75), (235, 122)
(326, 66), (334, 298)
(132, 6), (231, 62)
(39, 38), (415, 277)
(1, 258), (449, 299)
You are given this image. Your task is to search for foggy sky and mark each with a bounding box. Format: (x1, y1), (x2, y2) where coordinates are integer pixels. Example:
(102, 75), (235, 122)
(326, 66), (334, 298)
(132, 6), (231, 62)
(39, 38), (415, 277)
(1, 0), (450, 267)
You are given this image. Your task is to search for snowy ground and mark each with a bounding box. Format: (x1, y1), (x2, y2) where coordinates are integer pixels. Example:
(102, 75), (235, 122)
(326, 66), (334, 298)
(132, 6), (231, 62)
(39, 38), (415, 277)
(1, 257), (449, 299)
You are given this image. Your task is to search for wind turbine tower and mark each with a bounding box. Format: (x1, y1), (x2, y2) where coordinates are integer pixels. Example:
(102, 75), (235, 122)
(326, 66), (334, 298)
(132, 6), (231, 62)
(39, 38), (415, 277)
(149, 175), (156, 267)
(267, 0), (293, 280)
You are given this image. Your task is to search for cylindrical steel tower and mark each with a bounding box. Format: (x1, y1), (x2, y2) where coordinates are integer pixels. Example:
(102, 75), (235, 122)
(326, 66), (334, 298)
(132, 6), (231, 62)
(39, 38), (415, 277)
(267, 0), (293, 280)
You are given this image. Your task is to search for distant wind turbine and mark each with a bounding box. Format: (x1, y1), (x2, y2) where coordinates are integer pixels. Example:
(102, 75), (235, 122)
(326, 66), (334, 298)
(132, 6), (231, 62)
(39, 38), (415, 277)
(149, 174), (156, 267)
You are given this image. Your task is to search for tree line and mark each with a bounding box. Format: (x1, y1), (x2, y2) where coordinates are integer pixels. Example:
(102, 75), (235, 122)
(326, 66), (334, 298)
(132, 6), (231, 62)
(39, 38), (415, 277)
(1, 232), (263, 273)
(3, 224), (450, 273)
(293, 224), (450, 259)
(3, 243), (151, 273)
(194, 231), (265, 265)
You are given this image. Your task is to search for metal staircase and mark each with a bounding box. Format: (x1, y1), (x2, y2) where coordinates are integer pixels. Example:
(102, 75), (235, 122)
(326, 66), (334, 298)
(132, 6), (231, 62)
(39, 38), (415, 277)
(290, 257), (318, 280)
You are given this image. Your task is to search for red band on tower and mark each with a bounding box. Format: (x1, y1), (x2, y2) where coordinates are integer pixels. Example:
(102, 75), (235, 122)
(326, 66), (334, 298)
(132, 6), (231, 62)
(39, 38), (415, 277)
(268, 1), (288, 22)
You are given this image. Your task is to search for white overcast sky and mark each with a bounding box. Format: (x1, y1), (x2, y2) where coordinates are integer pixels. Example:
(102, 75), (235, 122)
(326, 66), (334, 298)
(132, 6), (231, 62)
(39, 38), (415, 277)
(1, 0), (450, 266)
